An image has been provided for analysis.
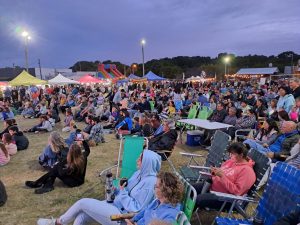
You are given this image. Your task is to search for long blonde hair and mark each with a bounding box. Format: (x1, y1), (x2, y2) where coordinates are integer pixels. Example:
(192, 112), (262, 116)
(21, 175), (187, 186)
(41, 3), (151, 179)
(49, 131), (66, 153)
(67, 143), (85, 174)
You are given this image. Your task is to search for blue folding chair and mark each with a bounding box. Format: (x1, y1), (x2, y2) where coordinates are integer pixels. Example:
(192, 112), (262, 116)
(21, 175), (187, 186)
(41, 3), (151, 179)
(215, 162), (300, 225)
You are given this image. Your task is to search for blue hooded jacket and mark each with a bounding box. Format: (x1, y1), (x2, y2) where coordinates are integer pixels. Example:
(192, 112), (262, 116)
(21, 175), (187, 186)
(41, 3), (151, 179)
(113, 150), (161, 213)
(133, 200), (181, 225)
(115, 117), (133, 131)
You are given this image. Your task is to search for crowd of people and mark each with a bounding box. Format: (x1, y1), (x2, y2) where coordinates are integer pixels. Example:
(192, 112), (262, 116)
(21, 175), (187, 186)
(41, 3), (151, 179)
(0, 77), (300, 224)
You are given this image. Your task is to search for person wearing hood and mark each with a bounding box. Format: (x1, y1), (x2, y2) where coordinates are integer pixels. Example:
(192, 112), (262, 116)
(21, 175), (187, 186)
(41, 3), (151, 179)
(148, 119), (178, 159)
(193, 143), (256, 210)
(37, 150), (161, 225)
(277, 86), (295, 113)
(8, 126), (29, 151)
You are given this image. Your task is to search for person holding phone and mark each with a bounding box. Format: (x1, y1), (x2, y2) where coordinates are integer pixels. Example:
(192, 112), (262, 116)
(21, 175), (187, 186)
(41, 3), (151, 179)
(25, 140), (90, 194)
(193, 142), (256, 210)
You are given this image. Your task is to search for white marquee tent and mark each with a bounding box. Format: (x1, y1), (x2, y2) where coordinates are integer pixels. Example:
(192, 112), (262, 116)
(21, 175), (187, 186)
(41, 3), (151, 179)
(48, 74), (79, 85)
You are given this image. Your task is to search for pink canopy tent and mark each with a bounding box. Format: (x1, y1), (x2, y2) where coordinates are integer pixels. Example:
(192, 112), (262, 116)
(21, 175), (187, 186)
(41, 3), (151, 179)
(0, 82), (8, 86)
(77, 74), (103, 83)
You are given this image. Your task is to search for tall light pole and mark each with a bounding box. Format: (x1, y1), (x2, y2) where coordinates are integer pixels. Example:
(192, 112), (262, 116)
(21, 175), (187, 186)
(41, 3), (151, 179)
(140, 39), (146, 77)
(224, 56), (230, 78)
(21, 31), (31, 72)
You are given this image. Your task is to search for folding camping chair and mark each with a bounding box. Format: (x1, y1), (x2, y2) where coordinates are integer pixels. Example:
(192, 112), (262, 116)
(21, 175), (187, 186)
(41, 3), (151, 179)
(99, 136), (148, 186)
(215, 162), (300, 225)
(174, 211), (191, 225)
(176, 106), (198, 130)
(175, 171), (198, 222)
(179, 130), (231, 183)
(194, 147), (270, 225)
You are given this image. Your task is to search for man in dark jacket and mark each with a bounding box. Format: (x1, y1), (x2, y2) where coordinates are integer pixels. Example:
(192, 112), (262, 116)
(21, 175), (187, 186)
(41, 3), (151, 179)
(148, 119), (177, 159)
(289, 78), (300, 99)
(208, 103), (227, 122)
(8, 126), (29, 150)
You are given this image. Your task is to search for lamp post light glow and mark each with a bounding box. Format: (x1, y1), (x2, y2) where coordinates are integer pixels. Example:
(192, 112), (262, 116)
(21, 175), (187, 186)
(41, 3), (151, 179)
(21, 31), (31, 72)
(224, 56), (230, 77)
(140, 39), (146, 77)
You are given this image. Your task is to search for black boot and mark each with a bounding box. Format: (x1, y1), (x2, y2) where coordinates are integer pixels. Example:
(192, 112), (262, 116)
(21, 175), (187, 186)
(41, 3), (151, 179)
(25, 181), (42, 188)
(34, 185), (54, 194)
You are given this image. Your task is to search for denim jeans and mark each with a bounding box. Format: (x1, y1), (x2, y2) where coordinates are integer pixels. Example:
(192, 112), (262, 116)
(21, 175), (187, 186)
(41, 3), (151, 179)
(243, 139), (270, 154)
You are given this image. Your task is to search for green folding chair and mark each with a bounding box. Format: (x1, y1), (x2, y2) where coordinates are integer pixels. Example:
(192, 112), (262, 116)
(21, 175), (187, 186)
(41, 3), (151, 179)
(176, 106), (198, 129)
(175, 171), (197, 221)
(149, 101), (155, 112)
(100, 136), (148, 186)
(197, 110), (209, 119)
(174, 212), (191, 225)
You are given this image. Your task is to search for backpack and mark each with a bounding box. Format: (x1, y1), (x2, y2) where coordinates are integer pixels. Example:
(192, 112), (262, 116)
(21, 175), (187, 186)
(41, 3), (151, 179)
(0, 180), (7, 207)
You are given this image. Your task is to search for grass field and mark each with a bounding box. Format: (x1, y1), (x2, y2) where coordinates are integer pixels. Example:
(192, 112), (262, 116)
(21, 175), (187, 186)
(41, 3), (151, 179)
(0, 116), (225, 225)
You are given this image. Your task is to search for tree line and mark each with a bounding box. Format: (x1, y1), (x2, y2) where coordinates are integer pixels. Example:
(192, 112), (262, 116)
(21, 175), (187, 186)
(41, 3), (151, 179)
(70, 51), (300, 79)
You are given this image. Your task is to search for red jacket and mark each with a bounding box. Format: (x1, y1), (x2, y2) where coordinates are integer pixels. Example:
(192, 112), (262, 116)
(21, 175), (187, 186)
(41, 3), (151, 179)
(211, 158), (256, 196)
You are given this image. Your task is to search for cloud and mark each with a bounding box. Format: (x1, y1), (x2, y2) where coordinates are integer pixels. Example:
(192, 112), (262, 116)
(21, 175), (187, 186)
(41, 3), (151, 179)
(0, 0), (299, 68)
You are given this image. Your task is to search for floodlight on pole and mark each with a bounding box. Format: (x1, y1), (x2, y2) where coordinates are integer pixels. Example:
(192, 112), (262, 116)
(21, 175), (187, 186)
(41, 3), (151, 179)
(141, 39), (146, 77)
(21, 30), (31, 72)
(224, 56), (230, 77)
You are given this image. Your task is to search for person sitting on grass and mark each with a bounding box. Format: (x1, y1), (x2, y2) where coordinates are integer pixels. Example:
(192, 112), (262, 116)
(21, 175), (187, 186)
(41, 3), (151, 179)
(0, 107), (14, 121)
(8, 126), (29, 151)
(0, 119), (15, 139)
(62, 109), (74, 132)
(193, 143), (256, 210)
(37, 150), (161, 225)
(115, 109), (133, 136)
(2, 133), (17, 156)
(25, 140), (90, 194)
(38, 131), (69, 170)
(0, 143), (10, 166)
(21, 101), (35, 118)
(25, 115), (53, 133)
(82, 116), (105, 146)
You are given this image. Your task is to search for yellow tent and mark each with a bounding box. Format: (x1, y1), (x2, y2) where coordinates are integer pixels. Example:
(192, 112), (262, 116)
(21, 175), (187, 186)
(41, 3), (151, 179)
(9, 70), (47, 86)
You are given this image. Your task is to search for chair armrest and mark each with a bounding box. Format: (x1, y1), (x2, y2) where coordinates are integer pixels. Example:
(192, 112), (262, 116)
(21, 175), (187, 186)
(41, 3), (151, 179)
(190, 165), (211, 170)
(179, 152), (204, 158)
(110, 213), (137, 221)
(210, 191), (257, 203)
(99, 164), (117, 177)
(153, 149), (172, 154)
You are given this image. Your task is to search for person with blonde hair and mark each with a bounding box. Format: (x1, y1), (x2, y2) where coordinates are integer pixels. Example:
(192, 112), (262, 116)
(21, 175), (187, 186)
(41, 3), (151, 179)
(38, 131), (69, 169)
(26, 140), (90, 194)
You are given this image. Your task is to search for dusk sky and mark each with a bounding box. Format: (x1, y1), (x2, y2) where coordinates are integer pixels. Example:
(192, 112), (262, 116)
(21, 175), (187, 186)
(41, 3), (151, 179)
(0, 0), (299, 69)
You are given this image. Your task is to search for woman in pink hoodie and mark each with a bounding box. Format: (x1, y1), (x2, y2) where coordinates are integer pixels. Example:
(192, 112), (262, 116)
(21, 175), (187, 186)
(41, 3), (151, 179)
(193, 142), (256, 210)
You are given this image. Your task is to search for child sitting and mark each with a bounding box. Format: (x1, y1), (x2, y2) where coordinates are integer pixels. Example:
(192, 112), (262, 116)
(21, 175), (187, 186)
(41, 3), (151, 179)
(62, 109), (74, 132)
(2, 133), (17, 156)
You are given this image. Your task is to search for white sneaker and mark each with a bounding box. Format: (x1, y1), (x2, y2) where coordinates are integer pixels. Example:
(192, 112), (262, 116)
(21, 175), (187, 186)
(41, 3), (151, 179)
(37, 218), (56, 225)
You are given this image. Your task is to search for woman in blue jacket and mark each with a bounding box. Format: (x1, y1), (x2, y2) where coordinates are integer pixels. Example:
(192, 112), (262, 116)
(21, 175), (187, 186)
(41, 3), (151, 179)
(277, 86), (295, 113)
(37, 150), (161, 225)
(127, 171), (184, 225)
